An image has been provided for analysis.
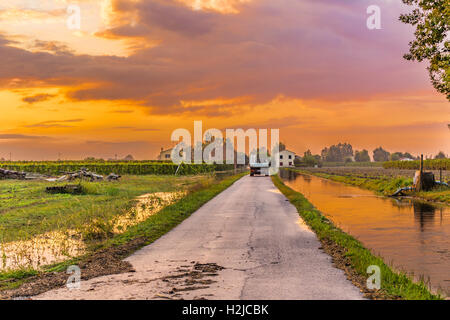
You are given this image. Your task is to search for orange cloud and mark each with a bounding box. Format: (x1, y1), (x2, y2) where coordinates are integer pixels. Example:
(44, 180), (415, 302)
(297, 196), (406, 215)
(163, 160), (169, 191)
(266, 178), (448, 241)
(0, 0), (448, 160)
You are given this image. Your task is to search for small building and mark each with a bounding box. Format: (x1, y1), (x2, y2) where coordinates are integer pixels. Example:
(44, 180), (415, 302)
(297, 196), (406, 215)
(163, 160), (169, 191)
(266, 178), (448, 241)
(157, 147), (192, 162)
(279, 150), (296, 167)
(157, 148), (173, 161)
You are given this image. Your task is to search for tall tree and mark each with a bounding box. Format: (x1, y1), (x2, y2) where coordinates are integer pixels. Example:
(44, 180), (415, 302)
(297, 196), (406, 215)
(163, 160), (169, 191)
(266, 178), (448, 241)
(355, 150), (371, 162)
(302, 150), (321, 167)
(373, 147), (390, 162)
(321, 143), (353, 162)
(399, 0), (449, 99)
(390, 152), (415, 161)
(435, 151), (446, 159)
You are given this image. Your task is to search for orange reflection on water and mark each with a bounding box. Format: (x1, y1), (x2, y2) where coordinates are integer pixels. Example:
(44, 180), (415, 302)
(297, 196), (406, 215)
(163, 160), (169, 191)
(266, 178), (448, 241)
(281, 171), (450, 297)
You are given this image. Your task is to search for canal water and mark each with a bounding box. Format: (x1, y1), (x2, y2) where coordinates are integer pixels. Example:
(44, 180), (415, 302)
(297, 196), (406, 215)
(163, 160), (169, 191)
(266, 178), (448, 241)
(280, 170), (450, 296)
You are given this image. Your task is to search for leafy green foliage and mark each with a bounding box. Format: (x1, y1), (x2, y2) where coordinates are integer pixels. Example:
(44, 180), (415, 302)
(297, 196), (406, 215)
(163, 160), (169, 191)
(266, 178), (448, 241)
(400, 0), (449, 99)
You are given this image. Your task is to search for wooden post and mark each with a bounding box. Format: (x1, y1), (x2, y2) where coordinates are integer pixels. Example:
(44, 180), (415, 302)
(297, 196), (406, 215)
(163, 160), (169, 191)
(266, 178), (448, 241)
(420, 154), (423, 175)
(417, 154), (424, 191)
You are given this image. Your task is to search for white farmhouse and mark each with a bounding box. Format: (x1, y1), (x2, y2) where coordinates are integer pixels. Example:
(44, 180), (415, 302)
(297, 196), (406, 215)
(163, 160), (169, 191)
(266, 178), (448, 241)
(157, 147), (174, 161)
(279, 150), (296, 167)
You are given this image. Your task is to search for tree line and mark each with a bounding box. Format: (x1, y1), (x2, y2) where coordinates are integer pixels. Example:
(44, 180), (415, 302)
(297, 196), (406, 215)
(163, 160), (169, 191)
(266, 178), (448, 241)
(294, 143), (447, 167)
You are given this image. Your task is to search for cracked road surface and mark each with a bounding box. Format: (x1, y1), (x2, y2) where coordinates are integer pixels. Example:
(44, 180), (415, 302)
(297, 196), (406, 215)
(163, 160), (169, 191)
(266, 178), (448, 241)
(36, 176), (364, 300)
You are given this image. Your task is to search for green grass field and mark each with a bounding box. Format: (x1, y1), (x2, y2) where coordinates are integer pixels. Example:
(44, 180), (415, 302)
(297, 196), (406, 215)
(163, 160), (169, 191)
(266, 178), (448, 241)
(0, 175), (212, 244)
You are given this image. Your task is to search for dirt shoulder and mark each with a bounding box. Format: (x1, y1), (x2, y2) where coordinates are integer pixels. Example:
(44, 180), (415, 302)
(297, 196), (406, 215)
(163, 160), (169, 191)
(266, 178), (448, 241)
(1, 237), (145, 299)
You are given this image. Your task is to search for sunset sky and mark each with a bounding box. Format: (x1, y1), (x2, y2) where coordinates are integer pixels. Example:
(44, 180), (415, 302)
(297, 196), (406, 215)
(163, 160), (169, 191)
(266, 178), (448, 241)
(1, 0), (449, 160)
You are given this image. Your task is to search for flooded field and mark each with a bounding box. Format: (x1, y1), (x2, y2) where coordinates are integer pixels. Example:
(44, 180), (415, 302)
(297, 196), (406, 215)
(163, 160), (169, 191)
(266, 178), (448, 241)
(0, 191), (185, 271)
(280, 170), (450, 296)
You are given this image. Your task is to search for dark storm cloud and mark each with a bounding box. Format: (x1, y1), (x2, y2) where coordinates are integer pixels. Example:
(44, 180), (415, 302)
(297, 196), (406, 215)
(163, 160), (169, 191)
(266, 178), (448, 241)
(22, 93), (56, 104)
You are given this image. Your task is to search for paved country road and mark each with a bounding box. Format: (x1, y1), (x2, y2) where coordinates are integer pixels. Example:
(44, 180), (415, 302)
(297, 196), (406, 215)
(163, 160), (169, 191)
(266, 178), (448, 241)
(37, 176), (364, 300)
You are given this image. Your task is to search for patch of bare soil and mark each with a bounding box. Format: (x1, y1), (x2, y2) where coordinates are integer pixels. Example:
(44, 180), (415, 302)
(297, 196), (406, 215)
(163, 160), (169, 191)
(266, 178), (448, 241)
(0, 238), (148, 300)
(155, 262), (225, 300)
(319, 237), (400, 300)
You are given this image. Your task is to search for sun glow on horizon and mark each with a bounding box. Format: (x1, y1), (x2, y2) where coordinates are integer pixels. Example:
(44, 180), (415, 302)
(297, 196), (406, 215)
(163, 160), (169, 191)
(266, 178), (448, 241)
(0, 0), (448, 160)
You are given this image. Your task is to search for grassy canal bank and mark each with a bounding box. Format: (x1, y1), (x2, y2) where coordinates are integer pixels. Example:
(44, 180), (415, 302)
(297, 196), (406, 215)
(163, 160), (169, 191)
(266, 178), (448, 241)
(293, 168), (450, 205)
(0, 172), (247, 298)
(272, 175), (442, 300)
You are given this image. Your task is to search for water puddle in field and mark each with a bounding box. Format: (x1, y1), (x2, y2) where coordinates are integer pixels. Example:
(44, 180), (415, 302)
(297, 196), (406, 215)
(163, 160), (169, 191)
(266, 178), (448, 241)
(112, 191), (186, 233)
(0, 192), (185, 271)
(0, 230), (86, 271)
(280, 170), (450, 297)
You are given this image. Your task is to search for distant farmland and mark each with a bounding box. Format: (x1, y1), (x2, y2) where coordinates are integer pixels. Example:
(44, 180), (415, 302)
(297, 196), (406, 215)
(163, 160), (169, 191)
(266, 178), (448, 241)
(383, 159), (449, 170)
(0, 161), (235, 176)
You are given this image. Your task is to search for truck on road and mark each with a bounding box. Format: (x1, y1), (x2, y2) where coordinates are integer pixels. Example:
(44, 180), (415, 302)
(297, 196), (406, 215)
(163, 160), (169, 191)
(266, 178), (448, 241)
(250, 162), (270, 176)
